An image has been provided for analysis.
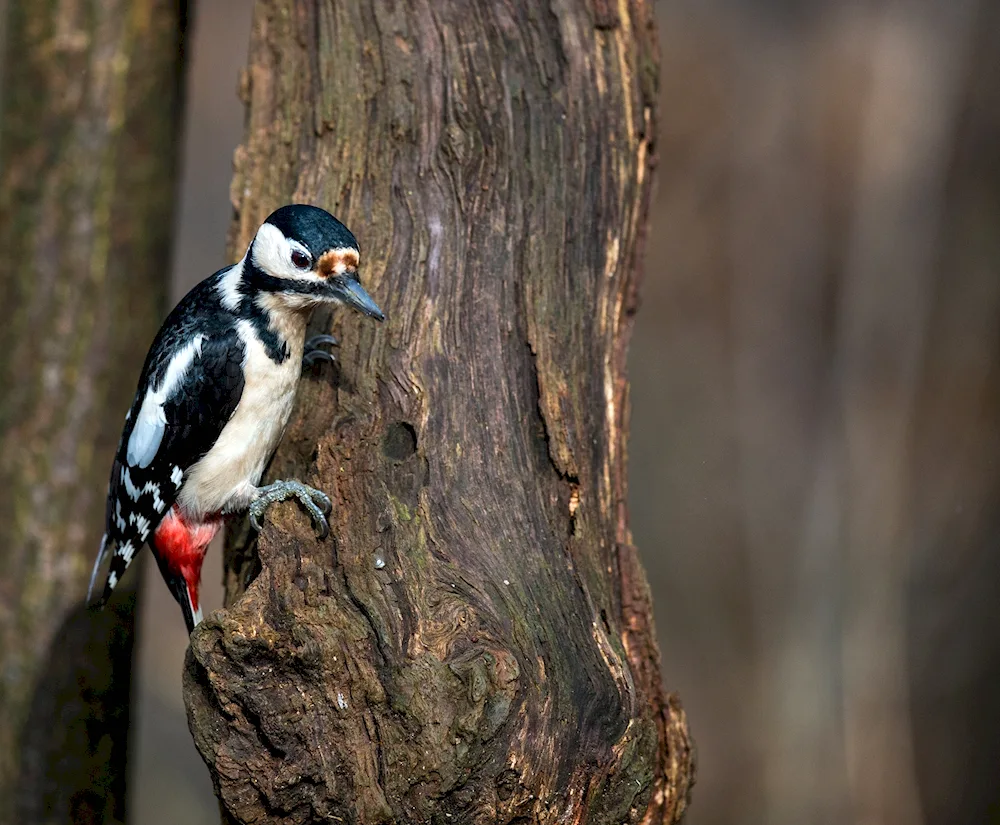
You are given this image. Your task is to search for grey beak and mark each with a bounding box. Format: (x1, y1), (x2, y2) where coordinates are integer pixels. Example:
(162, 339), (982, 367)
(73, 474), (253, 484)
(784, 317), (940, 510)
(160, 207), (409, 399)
(333, 276), (385, 321)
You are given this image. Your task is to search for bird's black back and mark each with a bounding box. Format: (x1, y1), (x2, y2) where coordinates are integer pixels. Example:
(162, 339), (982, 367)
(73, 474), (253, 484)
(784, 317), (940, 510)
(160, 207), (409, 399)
(97, 267), (247, 598)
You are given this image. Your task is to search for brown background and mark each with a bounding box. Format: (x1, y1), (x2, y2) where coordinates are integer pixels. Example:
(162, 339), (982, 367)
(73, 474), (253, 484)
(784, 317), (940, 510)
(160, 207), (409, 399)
(131, 2), (1000, 824)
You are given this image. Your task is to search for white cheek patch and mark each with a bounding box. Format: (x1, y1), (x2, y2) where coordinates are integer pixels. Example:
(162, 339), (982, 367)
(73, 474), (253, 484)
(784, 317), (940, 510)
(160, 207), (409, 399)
(252, 223), (312, 281)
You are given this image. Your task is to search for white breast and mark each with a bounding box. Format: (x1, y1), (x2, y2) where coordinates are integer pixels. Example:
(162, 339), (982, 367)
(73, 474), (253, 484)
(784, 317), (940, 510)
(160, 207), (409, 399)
(178, 318), (304, 517)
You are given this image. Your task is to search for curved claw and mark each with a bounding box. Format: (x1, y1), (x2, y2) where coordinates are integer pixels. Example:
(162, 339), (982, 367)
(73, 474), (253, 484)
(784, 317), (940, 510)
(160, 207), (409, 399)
(249, 479), (332, 538)
(310, 488), (333, 516)
(302, 349), (337, 367)
(248, 508), (264, 533)
(305, 334), (339, 349)
(303, 334), (340, 369)
(307, 506), (330, 540)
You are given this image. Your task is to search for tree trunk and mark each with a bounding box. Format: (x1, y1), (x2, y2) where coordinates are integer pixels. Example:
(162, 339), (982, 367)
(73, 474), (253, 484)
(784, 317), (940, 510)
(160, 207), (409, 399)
(0, 1), (187, 820)
(183, 2), (693, 823)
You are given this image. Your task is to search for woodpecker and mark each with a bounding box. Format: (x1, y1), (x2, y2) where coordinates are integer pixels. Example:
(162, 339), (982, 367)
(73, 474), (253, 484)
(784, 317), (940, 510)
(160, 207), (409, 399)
(88, 204), (384, 633)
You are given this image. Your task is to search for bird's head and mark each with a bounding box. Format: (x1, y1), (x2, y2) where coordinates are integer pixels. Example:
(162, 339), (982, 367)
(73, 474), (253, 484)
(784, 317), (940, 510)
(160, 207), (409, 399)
(246, 204), (384, 320)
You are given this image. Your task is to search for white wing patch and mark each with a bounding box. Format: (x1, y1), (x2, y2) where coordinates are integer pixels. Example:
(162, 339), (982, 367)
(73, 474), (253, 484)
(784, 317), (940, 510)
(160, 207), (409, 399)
(126, 405), (165, 469)
(143, 480), (165, 512)
(118, 540), (136, 564)
(122, 467), (140, 501)
(129, 512), (151, 539)
(127, 335), (204, 468)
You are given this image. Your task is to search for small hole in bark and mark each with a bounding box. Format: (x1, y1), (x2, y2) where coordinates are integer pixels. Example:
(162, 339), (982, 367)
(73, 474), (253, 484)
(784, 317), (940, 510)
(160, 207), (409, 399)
(568, 482), (580, 536)
(383, 421), (417, 460)
(600, 608), (611, 635)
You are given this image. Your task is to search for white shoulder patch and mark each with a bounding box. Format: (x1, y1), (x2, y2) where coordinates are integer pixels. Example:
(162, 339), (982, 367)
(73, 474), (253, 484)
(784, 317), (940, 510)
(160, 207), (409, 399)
(125, 406), (165, 470)
(126, 335), (205, 468)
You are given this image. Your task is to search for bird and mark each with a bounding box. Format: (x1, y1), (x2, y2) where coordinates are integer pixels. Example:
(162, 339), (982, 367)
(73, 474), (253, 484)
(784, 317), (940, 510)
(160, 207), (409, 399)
(87, 204), (384, 633)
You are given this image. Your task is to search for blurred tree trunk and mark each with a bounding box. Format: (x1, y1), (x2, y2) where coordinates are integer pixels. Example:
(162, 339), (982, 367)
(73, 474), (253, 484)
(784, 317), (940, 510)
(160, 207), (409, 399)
(183, 2), (693, 824)
(0, 0), (187, 821)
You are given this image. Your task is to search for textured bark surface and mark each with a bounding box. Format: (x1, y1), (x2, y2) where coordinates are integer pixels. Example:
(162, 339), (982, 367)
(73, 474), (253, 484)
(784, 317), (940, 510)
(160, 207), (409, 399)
(184, 1), (693, 823)
(0, 0), (186, 820)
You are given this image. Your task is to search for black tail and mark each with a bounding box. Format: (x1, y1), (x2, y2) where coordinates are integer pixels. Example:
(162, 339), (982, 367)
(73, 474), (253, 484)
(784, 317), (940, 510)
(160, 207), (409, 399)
(86, 534), (111, 606)
(152, 549), (201, 635)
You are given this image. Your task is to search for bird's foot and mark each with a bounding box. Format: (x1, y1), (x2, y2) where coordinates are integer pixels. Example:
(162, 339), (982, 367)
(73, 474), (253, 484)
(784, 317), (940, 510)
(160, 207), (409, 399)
(249, 479), (332, 539)
(302, 334), (339, 367)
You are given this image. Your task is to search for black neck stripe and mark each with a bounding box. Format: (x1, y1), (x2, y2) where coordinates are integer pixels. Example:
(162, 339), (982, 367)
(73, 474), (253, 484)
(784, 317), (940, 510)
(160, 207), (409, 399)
(233, 260), (294, 363)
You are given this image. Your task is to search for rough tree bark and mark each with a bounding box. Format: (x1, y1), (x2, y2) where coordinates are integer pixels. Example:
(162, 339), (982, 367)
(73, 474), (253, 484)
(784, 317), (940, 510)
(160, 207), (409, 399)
(184, 2), (693, 823)
(0, 1), (187, 821)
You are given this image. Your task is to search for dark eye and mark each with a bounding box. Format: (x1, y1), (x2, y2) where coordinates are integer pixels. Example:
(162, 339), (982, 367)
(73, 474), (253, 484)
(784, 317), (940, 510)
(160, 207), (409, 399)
(291, 249), (311, 269)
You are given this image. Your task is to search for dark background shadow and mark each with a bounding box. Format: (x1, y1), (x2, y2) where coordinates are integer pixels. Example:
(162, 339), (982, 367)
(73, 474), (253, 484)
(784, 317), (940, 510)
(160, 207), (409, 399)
(17, 596), (135, 825)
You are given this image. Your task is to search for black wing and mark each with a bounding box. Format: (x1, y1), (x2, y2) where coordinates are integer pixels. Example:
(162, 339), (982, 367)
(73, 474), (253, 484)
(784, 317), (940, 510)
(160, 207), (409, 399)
(91, 292), (245, 604)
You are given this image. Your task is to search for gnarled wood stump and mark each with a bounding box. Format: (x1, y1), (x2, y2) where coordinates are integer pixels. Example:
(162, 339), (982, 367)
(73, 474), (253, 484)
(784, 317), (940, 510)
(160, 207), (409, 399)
(184, 2), (693, 822)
